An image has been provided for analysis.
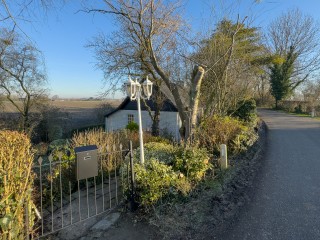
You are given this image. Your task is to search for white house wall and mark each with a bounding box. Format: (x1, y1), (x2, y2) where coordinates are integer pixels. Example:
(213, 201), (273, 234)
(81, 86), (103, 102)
(105, 110), (181, 140)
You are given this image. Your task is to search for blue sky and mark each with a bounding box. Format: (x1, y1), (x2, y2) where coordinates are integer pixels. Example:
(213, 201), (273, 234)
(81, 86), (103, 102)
(8, 0), (320, 98)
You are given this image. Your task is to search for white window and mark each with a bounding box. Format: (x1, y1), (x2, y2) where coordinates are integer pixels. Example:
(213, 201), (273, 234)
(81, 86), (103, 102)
(128, 114), (134, 123)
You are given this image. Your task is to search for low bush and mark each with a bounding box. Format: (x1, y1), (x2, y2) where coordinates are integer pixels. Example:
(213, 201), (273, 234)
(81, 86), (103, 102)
(195, 115), (255, 154)
(147, 136), (171, 144)
(134, 159), (177, 206)
(232, 99), (257, 123)
(123, 142), (211, 207)
(125, 121), (139, 131)
(174, 177), (192, 196)
(277, 100), (308, 113)
(0, 131), (36, 239)
(131, 142), (210, 181)
(173, 147), (210, 182)
(31, 139), (76, 208)
(133, 142), (175, 165)
(120, 129), (160, 149)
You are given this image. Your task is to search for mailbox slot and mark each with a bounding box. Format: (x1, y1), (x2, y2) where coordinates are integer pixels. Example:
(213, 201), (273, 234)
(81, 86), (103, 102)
(74, 145), (98, 180)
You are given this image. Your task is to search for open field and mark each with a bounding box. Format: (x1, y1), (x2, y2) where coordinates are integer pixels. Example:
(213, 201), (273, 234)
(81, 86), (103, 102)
(1, 99), (121, 112)
(0, 99), (122, 131)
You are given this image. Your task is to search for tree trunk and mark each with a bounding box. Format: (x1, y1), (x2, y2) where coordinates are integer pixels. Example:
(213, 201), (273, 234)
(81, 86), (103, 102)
(190, 66), (205, 138)
(151, 109), (160, 136)
(141, 81), (163, 137)
(151, 84), (163, 136)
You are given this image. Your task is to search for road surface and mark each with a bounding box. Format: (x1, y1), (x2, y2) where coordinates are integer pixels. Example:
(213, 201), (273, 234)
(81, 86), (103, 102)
(220, 109), (320, 240)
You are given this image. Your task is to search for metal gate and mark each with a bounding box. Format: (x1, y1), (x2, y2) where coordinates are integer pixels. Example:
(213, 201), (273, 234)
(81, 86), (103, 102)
(26, 142), (134, 239)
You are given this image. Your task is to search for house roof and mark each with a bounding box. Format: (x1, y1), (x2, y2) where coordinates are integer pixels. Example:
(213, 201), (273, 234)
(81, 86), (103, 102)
(105, 96), (178, 118)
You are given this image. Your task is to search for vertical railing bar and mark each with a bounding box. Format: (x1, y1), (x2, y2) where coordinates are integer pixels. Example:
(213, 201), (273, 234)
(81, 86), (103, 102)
(94, 176), (97, 215)
(108, 150), (112, 209)
(109, 170), (112, 208)
(49, 156), (54, 232)
(115, 151), (118, 205)
(121, 160), (125, 197)
(59, 155), (64, 227)
(69, 181), (72, 225)
(39, 159), (44, 236)
(78, 180), (81, 221)
(127, 159), (130, 194)
(101, 150), (105, 211)
(109, 144), (115, 208)
(129, 141), (136, 211)
(86, 178), (89, 218)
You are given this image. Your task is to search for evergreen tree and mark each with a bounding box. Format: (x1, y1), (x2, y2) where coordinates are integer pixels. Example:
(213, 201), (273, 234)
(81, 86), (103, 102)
(269, 46), (301, 108)
(195, 19), (266, 116)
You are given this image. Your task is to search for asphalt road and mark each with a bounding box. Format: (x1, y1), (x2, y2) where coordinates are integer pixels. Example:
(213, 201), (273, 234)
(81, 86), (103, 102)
(220, 109), (320, 240)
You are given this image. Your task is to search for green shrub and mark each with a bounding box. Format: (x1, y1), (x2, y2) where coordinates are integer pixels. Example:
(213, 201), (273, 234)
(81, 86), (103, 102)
(132, 143), (210, 182)
(49, 139), (70, 152)
(174, 176), (192, 196)
(48, 125), (63, 141)
(121, 130), (156, 149)
(195, 115), (254, 154)
(123, 143), (211, 207)
(173, 147), (211, 182)
(232, 99), (257, 123)
(0, 131), (36, 239)
(133, 142), (175, 165)
(32, 139), (76, 208)
(33, 142), (49, 156)
(134, 159), (177, 206)
(148, 136), (171, 144)
(125, 121), (139, 131)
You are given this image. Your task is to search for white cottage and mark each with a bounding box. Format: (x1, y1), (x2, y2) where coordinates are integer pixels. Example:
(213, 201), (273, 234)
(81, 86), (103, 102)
(105, 97), (182, 140)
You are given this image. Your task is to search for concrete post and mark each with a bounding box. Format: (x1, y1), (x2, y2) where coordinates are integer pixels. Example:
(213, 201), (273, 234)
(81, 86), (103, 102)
(220, 144), (228, 169)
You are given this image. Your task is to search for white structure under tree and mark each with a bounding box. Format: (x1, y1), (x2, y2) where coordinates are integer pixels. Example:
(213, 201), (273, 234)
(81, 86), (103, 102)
(104, 97), (182, 141)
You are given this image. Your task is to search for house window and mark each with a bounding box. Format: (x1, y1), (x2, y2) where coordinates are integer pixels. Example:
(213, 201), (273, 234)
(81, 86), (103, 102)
(128, 114), (134, 124)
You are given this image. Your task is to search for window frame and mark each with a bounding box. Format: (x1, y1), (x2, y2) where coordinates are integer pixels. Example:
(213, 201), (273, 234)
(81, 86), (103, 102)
(128, 114), (134, 124)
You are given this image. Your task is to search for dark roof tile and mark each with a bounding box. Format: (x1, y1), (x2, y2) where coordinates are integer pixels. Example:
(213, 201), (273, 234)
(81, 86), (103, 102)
(105, 97), (178, 118)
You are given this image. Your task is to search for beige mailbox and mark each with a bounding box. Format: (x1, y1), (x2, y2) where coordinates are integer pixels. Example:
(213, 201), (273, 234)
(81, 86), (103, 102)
(75, 145), (98, 180)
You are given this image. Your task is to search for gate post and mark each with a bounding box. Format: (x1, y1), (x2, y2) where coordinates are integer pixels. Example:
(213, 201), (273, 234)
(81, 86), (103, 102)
(129, 141), (137, 211)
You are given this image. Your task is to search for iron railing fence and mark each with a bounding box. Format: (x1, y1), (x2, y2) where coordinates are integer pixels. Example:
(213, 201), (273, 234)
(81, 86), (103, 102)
(23, 142), (134, 239)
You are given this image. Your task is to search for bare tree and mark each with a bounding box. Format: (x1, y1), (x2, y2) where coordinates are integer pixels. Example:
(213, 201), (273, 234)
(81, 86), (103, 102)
(302, 79), (320, 111)
(0, 0), (56, 23)
(268, 8), (320, 82)
(86, 0), (205, 140)
(253, 72), (273, 106)
(141, 80), (167, 136)
(0, 29), (48, 135)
